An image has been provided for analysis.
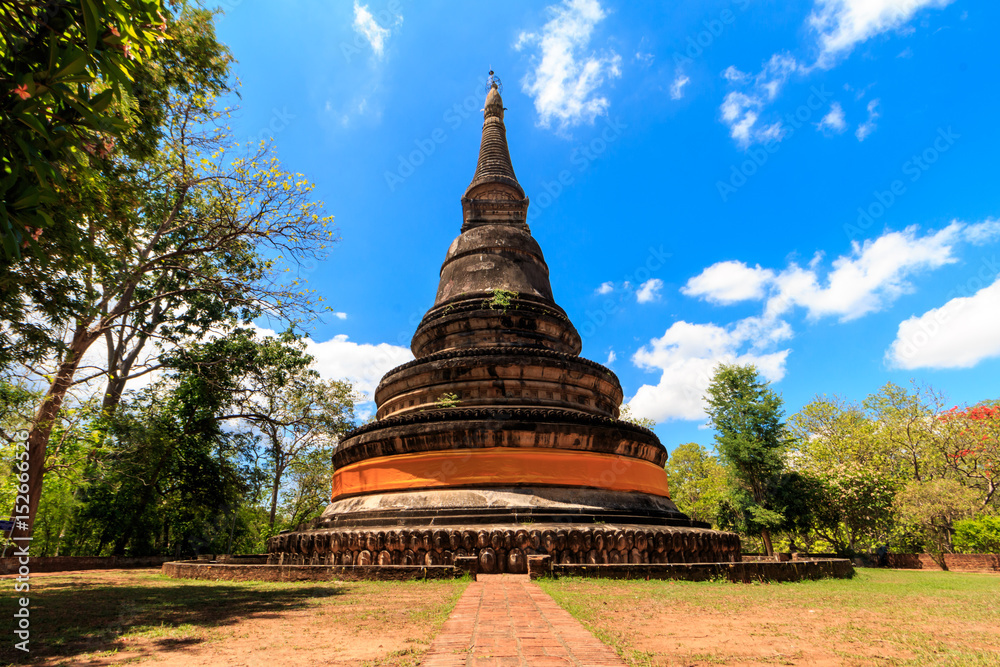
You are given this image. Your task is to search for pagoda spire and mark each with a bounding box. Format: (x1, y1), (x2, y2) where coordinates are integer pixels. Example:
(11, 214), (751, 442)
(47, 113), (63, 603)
(461, 71), (529, 229)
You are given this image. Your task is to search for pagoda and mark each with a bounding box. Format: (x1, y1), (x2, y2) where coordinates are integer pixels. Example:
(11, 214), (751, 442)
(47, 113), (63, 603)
(267, 75), (740, 572)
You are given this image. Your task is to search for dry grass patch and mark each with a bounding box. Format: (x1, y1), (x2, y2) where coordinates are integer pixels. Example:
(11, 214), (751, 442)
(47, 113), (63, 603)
(538, 569), (1000, 666)
(0, 568), (467, 666)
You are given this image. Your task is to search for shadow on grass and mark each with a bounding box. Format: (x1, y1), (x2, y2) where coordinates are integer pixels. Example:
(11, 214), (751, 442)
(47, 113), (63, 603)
(0, 571), (347, 665)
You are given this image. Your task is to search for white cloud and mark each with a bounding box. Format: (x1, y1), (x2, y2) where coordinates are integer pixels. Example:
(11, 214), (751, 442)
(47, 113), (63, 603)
(769, 223), (962, 321)
(605, 349), (616, 365)
(888, 276), (1000, 369)
(817, 102), (847, 134)
(856, 98), (880, 141)
(631, 218), (996, 422)
(719, 54), (799, 147)
(716, 0), (950, 146)
(682, 261), (775, 305)
(516, 0), (622, 131)
(636, 278), (664, 304)
(670, 70), (690, 100)
(595, 281), (615, 295)
(352, 1), (399, 58)
(305, 333), (413, 398)
(684, 223), (968, 322)
(627, 317), (792, 422)
(809, 0), (955, 66)
(963, 218), (1000, 245)
(333, 312), (348, 320)
(254, 325), (413, 399)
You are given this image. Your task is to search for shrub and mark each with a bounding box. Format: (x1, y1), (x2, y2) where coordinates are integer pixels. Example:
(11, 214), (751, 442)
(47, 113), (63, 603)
(953, 516), (1000, 554)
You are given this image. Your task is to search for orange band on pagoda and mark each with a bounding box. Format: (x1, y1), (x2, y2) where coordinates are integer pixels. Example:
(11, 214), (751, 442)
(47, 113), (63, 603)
(331, 448), (671, 500)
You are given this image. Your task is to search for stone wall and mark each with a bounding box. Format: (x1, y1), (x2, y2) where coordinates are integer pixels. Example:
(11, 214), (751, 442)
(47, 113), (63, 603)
(0, 555), (169, 575)
(162, 561), (463, 582)
(267, 525), (740, 574)
(885, 553), (1000, 572)
(551, 559), (854, 583)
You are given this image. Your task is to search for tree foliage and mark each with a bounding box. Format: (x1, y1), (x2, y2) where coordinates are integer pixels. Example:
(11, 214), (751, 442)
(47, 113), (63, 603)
(704, 363), (790, 555)
(953, 516), (1000, 554)
(896, 478), (980, 566)
(11, 7), (337, 537)
(811, 466), (897, 556)
(665, 442), (726, 525)
(0, 0), (168, 261)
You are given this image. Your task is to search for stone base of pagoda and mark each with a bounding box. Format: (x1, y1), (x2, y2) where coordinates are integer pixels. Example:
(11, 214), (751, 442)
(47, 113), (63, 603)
(320, 486), (696, 527)
(266, 522), (741, 574)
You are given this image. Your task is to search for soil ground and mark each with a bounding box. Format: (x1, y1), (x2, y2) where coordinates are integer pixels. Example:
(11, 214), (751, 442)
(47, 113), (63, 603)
(3, 567), (998, 666)
(0, 568), (467, 666)
(538, 569), (1000, 666)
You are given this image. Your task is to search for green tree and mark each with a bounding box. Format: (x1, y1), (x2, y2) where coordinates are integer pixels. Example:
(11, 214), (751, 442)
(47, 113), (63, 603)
(14, 50), (337, 537)
(811, 465), (897, 555)
(77, 333), (264, 556)
(1, 4), (233, 373)
(864, 382), (950, 482)
(789, 395), (888, 474)
(769, 471), (825, 552)
(704, 363), (790, 556)
(213, 331), (355, 529)
(0, 0), (168, 262)
(953, 516), (1000, 554)
(897, 478), (980, 567)
(664, 442), (726, 525)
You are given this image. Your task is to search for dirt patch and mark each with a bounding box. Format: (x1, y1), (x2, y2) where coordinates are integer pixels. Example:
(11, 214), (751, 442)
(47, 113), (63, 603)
(539, 569), (1000, 666)
(0, 568), (467, 666)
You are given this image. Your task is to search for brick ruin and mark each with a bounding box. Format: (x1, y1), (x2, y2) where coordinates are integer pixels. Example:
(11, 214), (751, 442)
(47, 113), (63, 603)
(267, 73), (741, 572)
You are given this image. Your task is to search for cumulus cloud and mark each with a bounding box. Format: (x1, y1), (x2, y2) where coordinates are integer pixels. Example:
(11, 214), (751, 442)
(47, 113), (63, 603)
(627, 317), (792, 422)
(719, 54), (799, 147)
(888, 276), (1000, 369)
(254, 325), (413, 399)
(630, 218), (994, 423)
(682, 261), (775, 305)
(809, 0), (955, 66)
(817, 102), (847, 134)
(595, 281), (615, 295)
(855, 98), (880, 141)
(605, 349), (617, 365)
(684, 224), (966, 322)
(771, 223), (961, 321)
(636, 278), (664, 304)
(352, 1), (399, 58)
(516, 0), (622, 130)
(305, 334), (414, 398)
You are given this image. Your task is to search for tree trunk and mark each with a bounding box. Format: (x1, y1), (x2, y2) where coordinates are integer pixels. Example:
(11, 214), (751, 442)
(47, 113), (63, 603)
(101, 301), (163, 414)
(268, 467), (283, 529)
(13, 328), (97, 539)
(761, 529), (774, 557)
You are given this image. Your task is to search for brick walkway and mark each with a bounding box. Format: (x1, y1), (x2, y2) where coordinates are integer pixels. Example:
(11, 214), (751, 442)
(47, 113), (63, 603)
(422, 574), (625, 666)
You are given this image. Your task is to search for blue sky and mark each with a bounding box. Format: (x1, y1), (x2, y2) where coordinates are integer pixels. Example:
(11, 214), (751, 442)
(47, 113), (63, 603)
(214, 0), (1000, 450)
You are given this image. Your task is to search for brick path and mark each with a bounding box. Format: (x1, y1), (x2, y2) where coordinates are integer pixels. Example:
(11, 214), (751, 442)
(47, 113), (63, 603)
(422, 574), (625, 666)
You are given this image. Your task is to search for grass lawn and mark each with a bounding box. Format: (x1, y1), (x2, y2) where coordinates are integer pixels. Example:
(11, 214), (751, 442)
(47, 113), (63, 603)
(538, 569), (1000, 666)
(0, 568), (468, 666)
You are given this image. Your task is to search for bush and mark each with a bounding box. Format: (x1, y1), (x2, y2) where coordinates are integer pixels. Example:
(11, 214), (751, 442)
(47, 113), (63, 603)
(953, 516), (1000, 554)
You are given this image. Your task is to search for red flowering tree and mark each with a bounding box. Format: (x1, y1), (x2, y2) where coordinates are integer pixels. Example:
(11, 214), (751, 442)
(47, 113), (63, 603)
(938, 402), (1000, 508)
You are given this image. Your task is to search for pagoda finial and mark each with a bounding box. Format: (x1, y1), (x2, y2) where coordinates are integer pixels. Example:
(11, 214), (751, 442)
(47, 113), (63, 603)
(463, 69), (524, 208)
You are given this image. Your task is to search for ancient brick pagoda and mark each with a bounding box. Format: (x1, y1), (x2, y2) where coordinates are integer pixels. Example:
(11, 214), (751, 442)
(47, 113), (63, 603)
(267, 76), (740, 572)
